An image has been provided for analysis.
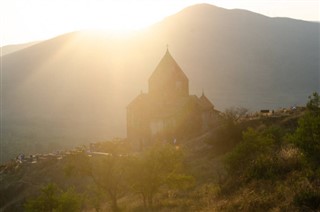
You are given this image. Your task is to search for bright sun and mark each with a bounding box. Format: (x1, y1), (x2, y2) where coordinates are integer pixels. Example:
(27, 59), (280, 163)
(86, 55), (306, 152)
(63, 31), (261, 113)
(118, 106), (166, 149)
(80, 1), (203, 31)
(57, 0), (181, 32)
(79, 1), (158, 31)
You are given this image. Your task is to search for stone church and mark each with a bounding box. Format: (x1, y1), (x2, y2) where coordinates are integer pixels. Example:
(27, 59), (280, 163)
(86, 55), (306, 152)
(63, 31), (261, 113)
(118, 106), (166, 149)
(127, 49), (219, 149)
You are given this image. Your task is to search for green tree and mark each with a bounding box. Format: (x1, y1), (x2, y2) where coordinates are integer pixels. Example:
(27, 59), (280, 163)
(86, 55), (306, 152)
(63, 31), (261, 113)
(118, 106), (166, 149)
(292, 92), (320, 166)
(24, 183), (82, 212)
(86, 185), (106, 212)
(91, 155), (129, 211)
(225, 128), (275, 178)
(57, 188), (82, 212)
(25, 183), (60, 212)
(65, 145), (129, 212)
(306, 92), (320, 113)
(128, 143), (193, 208)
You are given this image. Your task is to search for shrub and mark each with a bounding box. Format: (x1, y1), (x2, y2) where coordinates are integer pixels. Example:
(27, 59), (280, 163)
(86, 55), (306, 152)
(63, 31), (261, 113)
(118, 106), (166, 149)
(248, 155), (279, 180)
(294, 189), (320, 210)
(224, 126), (305, 181)
(291, 92), (320, 167)
(25, 183), (82, 212)
(225, 128), (275, 178)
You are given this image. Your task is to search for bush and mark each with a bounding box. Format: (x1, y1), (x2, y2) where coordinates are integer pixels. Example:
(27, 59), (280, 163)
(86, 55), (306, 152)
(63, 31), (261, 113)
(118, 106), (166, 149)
(294, 189), (320, 210)
(224, 126), (305, 181)
(25, 183), (82, 212)
(248, 155), (279, 180)
(291, 92), (320, 167)
(225, 128), (275, 178)
(57, 188), (82, 212)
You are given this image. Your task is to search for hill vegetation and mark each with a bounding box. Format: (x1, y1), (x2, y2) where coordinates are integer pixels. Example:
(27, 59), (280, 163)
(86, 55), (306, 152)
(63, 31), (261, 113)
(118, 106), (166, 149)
(1, 92), (319, 211)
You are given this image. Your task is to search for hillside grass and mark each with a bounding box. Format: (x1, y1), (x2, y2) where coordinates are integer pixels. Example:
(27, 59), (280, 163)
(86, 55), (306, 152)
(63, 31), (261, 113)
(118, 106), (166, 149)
(1, 93), (320, 211)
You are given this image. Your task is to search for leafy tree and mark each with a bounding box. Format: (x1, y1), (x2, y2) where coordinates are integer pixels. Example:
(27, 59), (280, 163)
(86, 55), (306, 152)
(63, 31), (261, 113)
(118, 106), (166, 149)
(25, 183), (60, 212)
(292, 92), (320, 166)
(85, 185), (106, 212)
(65, 146), (129, 212)
(128, 143), (193, 208)
(306, 92), (320, 113)
(91, 155), (129, 211)
(57, 188), (83, 212)
(24, 183), (82, 212)
(225, 128), (275, 178)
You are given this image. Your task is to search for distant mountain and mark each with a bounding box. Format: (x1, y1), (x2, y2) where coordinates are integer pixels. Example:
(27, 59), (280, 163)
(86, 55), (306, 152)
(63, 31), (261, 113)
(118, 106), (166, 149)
(1, 41), (39, 56)
(2, 4), (319, 158)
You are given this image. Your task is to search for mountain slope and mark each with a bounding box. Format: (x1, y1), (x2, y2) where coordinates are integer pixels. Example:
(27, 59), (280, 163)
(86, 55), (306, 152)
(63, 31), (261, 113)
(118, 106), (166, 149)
(1, 41), (39, 56)
(151, 4), (319, 108)
(1, 4), (319, 159)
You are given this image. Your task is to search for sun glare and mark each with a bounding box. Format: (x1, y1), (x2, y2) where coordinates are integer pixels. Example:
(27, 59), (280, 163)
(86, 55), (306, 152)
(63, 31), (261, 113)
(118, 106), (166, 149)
(63, 1), (174, 32)
(2, 0), (179, 46)
(1, 0), (319, 46)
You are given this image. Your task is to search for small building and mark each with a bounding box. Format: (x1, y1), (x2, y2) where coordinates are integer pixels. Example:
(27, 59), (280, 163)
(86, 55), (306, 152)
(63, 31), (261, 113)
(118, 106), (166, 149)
(127, 49), (219, 149)
(260, 109), (273, 116)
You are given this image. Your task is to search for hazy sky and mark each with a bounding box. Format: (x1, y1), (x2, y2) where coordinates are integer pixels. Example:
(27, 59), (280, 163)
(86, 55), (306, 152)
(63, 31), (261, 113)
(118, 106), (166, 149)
(1, 0), (319, 46)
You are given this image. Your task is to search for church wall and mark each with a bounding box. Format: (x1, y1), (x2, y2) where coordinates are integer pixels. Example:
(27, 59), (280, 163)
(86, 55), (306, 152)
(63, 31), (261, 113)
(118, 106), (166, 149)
(201, 111), (211, 131)
(127, 106), (151, 146)
(150, 119), (164, 135)
(149, 78), (188, 99)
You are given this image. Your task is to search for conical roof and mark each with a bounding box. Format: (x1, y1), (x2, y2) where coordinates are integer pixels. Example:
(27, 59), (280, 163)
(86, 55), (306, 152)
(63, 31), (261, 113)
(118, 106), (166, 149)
(149, 49), (188, 83)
